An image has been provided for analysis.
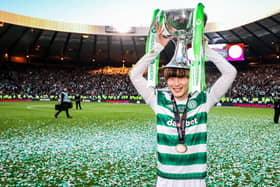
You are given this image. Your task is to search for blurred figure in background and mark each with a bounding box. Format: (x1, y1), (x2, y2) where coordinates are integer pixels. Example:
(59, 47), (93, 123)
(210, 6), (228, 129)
(75, 93), (82, 110)
(273, 93), (280, 124)
(55, 87), (72, 118)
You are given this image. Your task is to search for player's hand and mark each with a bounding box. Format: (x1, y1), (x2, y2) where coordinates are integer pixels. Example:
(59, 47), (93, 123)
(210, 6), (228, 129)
(155, 23), (171, 47)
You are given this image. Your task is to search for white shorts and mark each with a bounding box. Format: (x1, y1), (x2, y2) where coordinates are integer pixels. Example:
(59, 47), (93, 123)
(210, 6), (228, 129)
(156, 176), (206, 187)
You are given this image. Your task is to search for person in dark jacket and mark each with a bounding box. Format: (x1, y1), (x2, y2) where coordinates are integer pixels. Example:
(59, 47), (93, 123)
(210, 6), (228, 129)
(55, 87), (72, 118)
(273, 95), (280, 124)
(74, 93), (82, 110)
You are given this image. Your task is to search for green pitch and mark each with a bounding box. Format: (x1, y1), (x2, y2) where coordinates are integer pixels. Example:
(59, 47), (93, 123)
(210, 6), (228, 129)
(0, 102), (279, 186)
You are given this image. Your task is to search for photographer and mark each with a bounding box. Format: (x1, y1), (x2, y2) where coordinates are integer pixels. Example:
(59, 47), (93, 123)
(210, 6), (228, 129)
(55, 87), (72, 118)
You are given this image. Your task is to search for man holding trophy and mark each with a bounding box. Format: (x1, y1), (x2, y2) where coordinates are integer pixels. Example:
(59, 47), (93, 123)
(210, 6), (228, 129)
(129, 3), (237, 186)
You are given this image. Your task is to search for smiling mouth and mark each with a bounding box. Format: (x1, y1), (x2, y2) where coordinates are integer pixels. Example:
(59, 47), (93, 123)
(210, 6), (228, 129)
(173, 88), (182, 92)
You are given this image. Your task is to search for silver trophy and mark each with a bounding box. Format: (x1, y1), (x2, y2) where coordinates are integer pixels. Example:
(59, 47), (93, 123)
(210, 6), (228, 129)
(160, 8), (194, 69)
(147, 3), (206, 89)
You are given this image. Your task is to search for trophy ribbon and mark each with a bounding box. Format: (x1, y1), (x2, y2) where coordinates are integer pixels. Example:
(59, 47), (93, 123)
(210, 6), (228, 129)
(189, 3), (206, 93)
(146, 9), (162, 87)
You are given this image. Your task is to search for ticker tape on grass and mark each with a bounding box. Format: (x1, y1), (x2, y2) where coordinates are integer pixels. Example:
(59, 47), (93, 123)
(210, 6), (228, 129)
(0, 104), (279, 186)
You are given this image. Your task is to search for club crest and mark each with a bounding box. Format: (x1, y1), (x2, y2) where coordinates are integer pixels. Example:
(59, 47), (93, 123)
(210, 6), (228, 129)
(188, 99), (198, 109)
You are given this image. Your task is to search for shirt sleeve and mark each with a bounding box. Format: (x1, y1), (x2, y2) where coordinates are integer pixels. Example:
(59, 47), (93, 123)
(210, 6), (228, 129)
(205, 45), (237, 111)
(129, 43), (164, 111)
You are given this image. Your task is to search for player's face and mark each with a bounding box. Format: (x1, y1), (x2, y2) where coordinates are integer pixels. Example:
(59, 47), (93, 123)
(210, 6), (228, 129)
(167, 77), (189, 101)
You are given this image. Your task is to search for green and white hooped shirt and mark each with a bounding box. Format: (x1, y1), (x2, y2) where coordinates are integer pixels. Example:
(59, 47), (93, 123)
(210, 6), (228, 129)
(155, 90), (208, 180)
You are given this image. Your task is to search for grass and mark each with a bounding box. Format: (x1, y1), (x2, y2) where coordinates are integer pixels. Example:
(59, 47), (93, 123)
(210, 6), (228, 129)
(0, 102), (279, 186)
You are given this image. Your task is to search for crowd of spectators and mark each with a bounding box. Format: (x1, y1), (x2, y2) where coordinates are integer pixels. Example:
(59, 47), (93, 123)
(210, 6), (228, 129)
(0, 63), (137, 99)
(0, 62), (279, 104)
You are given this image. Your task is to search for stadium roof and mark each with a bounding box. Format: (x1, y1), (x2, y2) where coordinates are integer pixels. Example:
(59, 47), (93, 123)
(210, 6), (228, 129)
(0, 1), (279, 68)
(1, 0), (279, 30)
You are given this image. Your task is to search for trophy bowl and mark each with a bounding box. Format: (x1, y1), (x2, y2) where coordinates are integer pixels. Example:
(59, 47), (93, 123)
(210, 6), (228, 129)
(162, 8), (194, 69)
(164, 8), (194, 38)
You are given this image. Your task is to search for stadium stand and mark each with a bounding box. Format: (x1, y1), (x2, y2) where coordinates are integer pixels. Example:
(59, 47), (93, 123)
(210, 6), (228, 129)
(0, 62), (279, 105)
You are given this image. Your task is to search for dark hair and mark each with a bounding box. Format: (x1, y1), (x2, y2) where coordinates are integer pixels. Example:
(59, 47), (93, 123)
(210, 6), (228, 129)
(163, 68), (190, 80)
